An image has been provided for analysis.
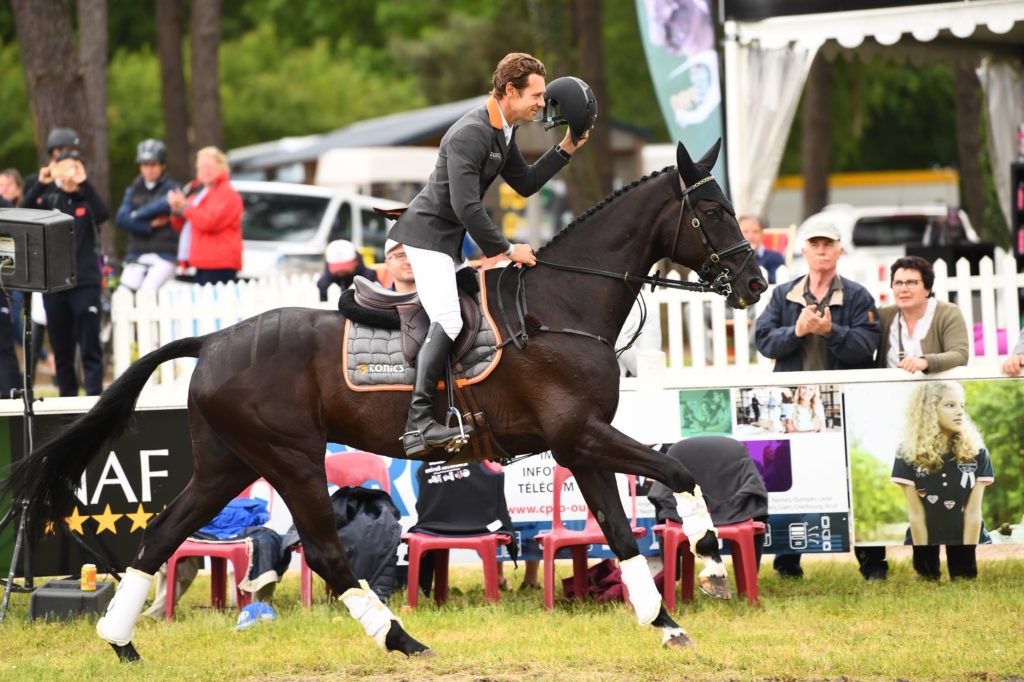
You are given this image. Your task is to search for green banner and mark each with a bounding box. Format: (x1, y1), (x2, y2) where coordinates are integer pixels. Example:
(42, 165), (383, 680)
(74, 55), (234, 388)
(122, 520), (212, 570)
(635, 0), (727, 186)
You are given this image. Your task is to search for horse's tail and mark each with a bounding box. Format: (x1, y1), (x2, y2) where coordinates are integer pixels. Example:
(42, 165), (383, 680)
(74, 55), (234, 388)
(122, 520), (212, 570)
(0, 335), (206, 544)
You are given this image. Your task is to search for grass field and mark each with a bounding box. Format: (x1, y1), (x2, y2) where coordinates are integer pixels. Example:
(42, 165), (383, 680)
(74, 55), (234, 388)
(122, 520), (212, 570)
(2, 552), (1023, 681)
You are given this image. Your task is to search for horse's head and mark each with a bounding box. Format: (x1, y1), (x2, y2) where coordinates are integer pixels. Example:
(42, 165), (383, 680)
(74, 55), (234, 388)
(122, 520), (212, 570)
(668, 140), (766, 309)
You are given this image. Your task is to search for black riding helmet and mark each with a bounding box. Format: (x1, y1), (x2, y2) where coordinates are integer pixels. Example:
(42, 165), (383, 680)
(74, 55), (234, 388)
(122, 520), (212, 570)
(46, 127), (81, 154)
(541, 76), (598, 146)
(136, 139), (168, 165)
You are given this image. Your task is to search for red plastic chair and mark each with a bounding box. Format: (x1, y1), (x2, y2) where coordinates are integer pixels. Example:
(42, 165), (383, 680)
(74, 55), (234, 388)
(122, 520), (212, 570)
(653, 518), (766, 608)
(297, 451), (391, 607)
(533, 465), (646, 610)
(402, 460), (511, 608)
(165, 479), (274, 620)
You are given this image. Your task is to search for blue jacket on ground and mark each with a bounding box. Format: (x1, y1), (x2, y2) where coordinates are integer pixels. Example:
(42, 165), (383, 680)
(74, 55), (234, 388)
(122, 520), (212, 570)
(755, 274), (880, 372)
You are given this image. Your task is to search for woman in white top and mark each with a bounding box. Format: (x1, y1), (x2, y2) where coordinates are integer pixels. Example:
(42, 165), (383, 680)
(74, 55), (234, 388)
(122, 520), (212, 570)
(785, 384), (824, 433)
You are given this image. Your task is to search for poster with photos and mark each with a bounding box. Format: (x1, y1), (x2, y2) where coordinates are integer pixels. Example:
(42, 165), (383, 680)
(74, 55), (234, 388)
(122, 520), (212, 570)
(845, 378), (1024, 546)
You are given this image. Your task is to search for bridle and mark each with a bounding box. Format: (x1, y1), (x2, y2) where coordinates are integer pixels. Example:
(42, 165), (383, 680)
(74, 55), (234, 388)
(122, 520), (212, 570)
(494, 170), (756, 355)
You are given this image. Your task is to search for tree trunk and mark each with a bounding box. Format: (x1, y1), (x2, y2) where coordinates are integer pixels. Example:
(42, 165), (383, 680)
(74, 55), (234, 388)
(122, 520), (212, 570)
(953, 64), (986, 241)
(11, 0), (93, 169)
(568, 0), (613, 214)
(157, 0), (192, 181)
(190, 0), (224, 151)
(802, 52), (831, 220)
(77, 0), (116, 256)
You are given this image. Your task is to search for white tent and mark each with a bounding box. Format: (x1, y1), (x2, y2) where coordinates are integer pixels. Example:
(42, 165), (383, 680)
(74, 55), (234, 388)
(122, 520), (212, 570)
(723, 0), (1024, 226)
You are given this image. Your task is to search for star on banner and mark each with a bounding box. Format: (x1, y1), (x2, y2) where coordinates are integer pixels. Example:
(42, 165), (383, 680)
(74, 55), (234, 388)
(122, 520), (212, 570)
(92, 504), (124, 535)
(125, 504), (154, 533)
(65, 507), (88, 535)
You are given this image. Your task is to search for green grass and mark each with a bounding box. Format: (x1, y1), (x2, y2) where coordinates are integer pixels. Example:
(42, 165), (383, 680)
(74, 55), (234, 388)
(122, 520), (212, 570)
(2, 558), (1023, 681)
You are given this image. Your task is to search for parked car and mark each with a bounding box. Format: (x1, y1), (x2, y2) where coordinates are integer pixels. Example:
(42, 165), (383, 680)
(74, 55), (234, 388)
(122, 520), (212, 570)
(790, 204), (980, 275)
(232, 180), (404, 279)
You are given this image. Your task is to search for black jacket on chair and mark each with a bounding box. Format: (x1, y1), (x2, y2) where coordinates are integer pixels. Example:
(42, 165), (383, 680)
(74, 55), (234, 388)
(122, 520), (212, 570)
(388, 96), (569, 261)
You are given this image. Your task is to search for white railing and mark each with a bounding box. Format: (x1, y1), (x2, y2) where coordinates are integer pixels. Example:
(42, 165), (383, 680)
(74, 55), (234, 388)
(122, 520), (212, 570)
(110, 251), (1024, 390)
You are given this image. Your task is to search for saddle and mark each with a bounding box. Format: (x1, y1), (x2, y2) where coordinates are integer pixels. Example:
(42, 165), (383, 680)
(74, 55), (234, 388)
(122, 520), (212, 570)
(345, 271), (483, 367)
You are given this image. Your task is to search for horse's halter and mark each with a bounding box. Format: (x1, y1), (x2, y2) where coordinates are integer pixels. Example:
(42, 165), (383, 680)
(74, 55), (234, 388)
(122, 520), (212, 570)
(670, 173), (755, 299)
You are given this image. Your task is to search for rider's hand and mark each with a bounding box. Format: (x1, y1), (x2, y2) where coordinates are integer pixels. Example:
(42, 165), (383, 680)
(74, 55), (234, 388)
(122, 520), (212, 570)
(559, 130), (590, 155)
(508, 243), (537, 267)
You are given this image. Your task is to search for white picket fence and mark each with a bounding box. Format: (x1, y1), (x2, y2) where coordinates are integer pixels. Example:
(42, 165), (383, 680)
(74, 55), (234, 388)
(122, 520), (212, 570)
(111, 251), (1024, 390)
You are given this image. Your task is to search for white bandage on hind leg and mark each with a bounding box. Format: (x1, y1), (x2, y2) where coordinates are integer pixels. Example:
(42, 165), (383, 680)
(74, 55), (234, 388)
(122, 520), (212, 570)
(675, 485), (718, 556)
(341, 579), (398, 649)
(96, 567), (154, 646)
(619, 555), (661, 626)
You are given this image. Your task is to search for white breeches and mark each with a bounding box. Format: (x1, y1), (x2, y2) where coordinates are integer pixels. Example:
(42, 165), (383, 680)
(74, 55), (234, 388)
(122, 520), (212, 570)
(402, 244), (465, 341)
(121, 254), (176, 292)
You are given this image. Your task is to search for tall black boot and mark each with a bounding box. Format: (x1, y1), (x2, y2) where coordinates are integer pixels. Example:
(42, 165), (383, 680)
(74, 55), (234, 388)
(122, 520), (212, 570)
(402, 323), (473, 456)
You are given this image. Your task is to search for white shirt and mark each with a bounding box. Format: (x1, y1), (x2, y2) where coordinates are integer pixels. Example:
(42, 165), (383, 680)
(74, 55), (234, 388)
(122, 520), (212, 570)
(497, 102), (513, 145)
(886, 297), (938, 368)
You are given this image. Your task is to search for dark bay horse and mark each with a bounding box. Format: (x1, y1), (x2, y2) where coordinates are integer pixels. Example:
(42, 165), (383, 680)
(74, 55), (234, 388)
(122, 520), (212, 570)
(1, 140), (765, 661)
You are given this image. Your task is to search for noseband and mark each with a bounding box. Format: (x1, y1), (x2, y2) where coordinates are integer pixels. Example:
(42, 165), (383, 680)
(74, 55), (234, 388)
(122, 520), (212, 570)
(670, 174), (755, 298)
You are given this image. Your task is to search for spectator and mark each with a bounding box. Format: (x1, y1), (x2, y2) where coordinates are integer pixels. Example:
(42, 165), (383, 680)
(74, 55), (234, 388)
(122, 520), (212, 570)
(382, 240), (416, 293)
(891, 381), (993, 580)
(0, 291), (21, 397)
(755, 220), (880, 578)
(856, 256), (972, 580)
(23, 127), (81, 198)
(317, 239), (377, 301)
(999, 328), (1024, 376)
(168, 146), (242, 285)
(739, 215), (785, 284)
(0, 168), (24, 207)
(115, 139), (181, 292)
(21, 149), (109, 396)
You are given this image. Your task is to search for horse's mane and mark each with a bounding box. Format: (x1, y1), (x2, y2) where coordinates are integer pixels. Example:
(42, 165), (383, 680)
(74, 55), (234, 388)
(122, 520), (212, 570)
(536, 166), (677, 256)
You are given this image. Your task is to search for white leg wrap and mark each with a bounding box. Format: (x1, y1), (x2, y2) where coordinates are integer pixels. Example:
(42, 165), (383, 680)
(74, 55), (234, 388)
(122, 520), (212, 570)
(619, 555), (661, 626)
(341, 580), (398, 649)
(96, 568), (154, 647)
(674, 485), (718, 555)
(699, 558), (727, 579)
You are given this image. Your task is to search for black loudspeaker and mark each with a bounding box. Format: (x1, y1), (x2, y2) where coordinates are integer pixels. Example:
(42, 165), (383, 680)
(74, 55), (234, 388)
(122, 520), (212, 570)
(0, 207), (76, 293)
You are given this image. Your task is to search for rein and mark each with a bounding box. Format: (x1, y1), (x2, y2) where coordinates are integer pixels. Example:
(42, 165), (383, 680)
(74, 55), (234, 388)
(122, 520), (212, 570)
(493, 172), (754, 355)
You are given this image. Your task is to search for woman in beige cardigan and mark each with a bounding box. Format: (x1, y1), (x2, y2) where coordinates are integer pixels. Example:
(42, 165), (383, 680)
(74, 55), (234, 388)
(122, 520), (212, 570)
(876, 255), (969, 373)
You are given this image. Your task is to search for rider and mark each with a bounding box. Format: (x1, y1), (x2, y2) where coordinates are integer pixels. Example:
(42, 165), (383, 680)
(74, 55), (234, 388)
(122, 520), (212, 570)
(387, 52), (592, 456)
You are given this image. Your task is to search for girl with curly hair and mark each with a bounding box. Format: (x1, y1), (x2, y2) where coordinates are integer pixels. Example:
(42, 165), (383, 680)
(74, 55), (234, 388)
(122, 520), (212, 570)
(785, 385), (824, 433)
(891, 381), (994, 579)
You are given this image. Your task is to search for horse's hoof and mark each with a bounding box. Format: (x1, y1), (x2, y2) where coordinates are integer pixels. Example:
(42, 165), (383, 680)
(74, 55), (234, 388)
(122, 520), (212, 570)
(662, 629), (696, 649)
(410, 647), (436, 658)
(698, 574), (732, 600)
(110, 641), (142, 663)
(384, 620), (432, 657)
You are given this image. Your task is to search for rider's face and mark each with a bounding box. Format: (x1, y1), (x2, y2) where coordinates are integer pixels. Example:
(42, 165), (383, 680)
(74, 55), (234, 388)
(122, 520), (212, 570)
(505, 74), (546, 125)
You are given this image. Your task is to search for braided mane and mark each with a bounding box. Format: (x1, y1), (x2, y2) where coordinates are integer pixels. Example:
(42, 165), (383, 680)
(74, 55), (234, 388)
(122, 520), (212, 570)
(536, 166), (676, 256)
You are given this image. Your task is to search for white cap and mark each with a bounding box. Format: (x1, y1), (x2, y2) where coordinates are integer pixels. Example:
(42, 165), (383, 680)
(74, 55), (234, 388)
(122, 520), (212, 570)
(385, 239), (401, 256)
(801, 221), (841, 243)
(325, 239), (357, 265)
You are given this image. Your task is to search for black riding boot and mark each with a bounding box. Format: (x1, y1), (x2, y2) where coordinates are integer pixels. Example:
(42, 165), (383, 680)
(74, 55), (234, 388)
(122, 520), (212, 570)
(402, 323), (473, 456)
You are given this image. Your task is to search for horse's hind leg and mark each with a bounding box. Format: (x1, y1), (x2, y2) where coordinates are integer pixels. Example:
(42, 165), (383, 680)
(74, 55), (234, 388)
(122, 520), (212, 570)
(96, 412), (257, 662)
(569, 466), (694, 649)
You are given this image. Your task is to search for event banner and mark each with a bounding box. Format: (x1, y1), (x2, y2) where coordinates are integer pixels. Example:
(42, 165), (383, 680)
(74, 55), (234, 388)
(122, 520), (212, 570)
(845, 378), (1024, 548)
(635, 0), (727, 185)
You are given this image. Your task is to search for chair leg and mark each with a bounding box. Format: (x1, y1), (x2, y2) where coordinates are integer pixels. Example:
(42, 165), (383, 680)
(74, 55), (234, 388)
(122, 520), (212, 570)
(480, 540), (501, 604)
(661, 532), (679, 611)
(734, 531), (760, 605)
(230, 556), (252, 611)
(681, 541), (695, 603)
(542, 544), (557, 611)
(570, 547), (589, 603)
(434, 549), (450, 605)
(165, 558), (178, 621)
(210, 557), (226, 609)
(299, 547), (313, 608)
(406, 540), (422, 608)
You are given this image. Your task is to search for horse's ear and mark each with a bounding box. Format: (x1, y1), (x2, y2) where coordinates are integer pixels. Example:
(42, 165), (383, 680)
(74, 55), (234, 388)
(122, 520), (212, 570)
(675, 141), (702, 186)
(697, 138), (722, 172)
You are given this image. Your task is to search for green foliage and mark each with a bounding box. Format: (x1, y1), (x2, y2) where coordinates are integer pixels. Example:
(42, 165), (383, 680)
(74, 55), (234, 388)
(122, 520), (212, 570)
(107, 46), (167, 198)
(849, 442), (906, 542)
(0, 40), (36, 174)
(963, 380), (1024, 530)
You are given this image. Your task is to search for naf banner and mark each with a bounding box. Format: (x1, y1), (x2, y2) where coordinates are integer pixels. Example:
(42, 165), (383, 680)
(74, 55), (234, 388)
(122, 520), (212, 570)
(635, 0), (727, 186)
(1, 409), (194, 577)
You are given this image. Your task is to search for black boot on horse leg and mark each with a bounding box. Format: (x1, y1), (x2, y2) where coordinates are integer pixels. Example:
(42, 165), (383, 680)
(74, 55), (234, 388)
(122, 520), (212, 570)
(402, 322), (473, 456)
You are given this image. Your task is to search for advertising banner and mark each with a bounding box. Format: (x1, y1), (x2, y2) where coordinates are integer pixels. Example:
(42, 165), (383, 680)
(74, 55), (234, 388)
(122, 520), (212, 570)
(635, 0), (728, 185)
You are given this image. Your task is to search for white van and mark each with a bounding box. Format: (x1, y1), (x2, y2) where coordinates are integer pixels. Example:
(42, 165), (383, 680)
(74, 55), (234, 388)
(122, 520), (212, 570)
(233, 180), (404, 279)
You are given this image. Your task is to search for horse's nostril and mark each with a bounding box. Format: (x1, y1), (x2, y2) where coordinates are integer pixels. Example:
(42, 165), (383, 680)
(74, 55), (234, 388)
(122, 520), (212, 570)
(750, 279), (766, 292)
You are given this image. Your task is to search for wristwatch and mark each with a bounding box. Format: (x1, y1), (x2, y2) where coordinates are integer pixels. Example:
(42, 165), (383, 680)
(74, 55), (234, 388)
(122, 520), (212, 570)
(505, 243), (516, 258)
(553, 144), (572, 161)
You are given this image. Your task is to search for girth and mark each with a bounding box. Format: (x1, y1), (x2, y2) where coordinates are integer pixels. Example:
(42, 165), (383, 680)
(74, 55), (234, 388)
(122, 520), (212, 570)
(347, 275), (483, 366)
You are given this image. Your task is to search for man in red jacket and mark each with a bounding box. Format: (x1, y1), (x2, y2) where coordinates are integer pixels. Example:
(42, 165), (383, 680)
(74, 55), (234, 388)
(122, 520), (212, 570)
(168, 146), (243, 285)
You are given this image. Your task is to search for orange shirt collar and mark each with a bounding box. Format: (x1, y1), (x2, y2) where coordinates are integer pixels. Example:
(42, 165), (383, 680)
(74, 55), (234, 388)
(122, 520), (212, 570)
(486, 96), (504, 130)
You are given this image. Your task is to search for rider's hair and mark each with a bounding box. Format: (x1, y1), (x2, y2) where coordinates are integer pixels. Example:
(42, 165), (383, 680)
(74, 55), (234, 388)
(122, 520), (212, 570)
(492, 53), (546, 99)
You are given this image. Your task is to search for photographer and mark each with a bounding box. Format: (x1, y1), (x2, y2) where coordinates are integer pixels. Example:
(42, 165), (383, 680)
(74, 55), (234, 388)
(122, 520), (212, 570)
(21, 150), (109, 396)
